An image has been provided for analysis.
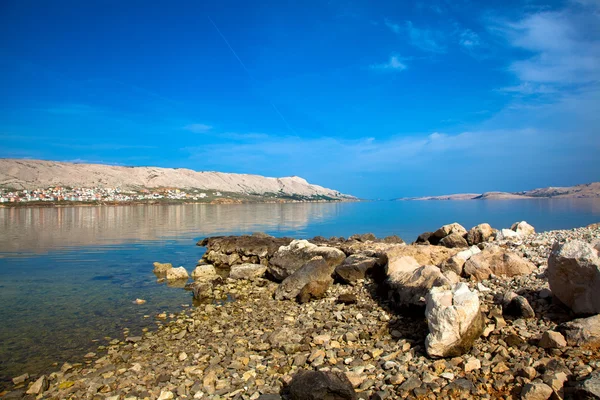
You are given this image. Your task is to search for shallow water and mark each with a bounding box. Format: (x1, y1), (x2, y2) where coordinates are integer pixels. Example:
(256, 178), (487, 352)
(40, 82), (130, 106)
(0, 200), (599, 388)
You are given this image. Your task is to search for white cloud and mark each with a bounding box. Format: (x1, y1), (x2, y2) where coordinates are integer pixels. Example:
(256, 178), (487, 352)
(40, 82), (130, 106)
(459, 29), (481, 48)
(183, 123), (213, 133)
(370, 55), (408, 72)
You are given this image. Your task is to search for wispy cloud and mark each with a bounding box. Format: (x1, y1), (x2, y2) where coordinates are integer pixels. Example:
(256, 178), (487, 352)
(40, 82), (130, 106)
(459, 29), (481, 48)
(405, 21), (447, 54)
(183, 123), (213, 133)
(370, 55), (407, 72)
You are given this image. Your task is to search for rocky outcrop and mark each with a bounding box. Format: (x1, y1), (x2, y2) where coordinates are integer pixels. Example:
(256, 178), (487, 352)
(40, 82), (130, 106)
(274, 256), (334, 301)
(557, 314), (600, 349)
(466, 223), (495, 245)
(425, 283), (484, 358)
(229, 263), (267, 280)
(463, 246), (536, 281)
(547, 240), (600, 314)
(269, 240), (346, 281)
(386, 255), (450, 307)
(166, 267), (189, 281)
(198, 234), (292, 268)
(283, 370), (357, 400)
(334, 254), (383, 283)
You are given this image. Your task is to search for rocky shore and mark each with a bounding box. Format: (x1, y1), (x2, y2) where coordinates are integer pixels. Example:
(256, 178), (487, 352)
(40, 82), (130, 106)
(4, 221), (600, 400)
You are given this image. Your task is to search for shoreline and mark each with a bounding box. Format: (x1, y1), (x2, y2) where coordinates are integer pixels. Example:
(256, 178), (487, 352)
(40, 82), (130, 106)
(3, 222), (600, 398)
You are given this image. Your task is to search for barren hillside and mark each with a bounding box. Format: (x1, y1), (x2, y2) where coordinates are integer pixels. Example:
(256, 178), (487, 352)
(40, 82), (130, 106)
(0, 159), (352, 199)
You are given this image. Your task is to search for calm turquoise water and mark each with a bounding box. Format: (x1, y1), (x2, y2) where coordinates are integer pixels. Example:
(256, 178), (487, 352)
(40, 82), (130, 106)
(0, 200), (599, 387)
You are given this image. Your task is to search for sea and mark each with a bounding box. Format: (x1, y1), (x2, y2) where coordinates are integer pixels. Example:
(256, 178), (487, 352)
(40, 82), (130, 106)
(1, 199), (599, 388)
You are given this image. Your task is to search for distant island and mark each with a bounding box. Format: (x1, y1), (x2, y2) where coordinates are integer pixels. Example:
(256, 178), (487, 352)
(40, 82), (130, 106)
(397, 182), (600, 200)
(0, 159), (355, 206)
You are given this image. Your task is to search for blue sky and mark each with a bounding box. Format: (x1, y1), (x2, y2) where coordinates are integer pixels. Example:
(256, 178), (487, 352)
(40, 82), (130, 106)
(0, 0), (598, 198)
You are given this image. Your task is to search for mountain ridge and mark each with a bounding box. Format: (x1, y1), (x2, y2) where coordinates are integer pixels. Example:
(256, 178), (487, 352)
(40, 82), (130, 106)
(0, 159), (353, 199)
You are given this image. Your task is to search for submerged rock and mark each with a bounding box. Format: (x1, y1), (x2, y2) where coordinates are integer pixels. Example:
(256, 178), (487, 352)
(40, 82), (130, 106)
(153, 262), (173, 277)
(425, 283), (484, 358)
(269, 240), (346, 281)
(198, 234), (292, 268)
(166, 267), (189, 281)
(191, 264), (217, 281)
(284, 370), (357, 400)
(548, 240), (600, 314)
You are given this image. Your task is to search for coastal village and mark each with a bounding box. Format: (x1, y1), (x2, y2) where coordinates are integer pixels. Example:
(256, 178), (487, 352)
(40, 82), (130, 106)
(0, 187), (213, 204)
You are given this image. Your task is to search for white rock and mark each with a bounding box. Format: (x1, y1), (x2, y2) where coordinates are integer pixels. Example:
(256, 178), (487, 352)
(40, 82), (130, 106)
(425, 283), (484, 358)
(387, 256), (451, 307)
(229, 263), (267, 280)
(495, 228), (521, 241)
(191, 264), (217, 280)
(166, 266), (189, 281)
(158, 391), (175, 400)
(511, 221), (536, 236)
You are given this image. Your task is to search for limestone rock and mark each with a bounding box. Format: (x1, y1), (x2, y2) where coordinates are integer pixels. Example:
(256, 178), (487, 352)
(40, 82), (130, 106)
(274, 256), (334, 301)
(511, 221), (536, 236)
(348, 233), (377, 242)
(557, 314), (600, 349)
(166, 266), (189, 281)
(439, 232), (469, 249)
(384, 245), (460, 268)
(495, 229), (521, 241)
(575, 370), (600, 399)
(198, 234), (292, 268)
(334, 254), (382, 283)
(229, 263), (267, 280)
(463, 246), (536, 281)
(503, 292), (535, 319)
(284, 370), (357, 400)
(26, 375), (48, 395)
(440, 246), (481, 275)
(521, 382), (553, 400)
(297, 280), (331, 303)
(547, 240), (600, 314)
(432, 223), (468, 242)
(466, 223), (495, 245)
(269, 240), (346, 281)
(425, 283), (484, 358)
(386, 256), (451, 307)
(153, 262), (173, 277)
(191, 264), (217, 281)
(539, 331), (567, 349)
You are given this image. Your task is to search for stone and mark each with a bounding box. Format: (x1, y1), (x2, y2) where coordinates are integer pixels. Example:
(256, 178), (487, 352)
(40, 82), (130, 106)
(337, 293), (358, 304)
(463, 246), (536, 281)
(557, 314), (600, 349)
(425, 283), (484, 358)
(511, 221), (536, 236)
(539, 331), (567, 349)
(382, 235), (405, 244)
(466, 223), (495, 245)
(274, 256), (334, 301)
(386, 256), (451, 307)
(12, 373), (28, 385)
(229, 263), (267, 280)
(198, 234), (292, 268)
(547, 240), (600, 314)
(439, 232), (469, 249)
(349, 233), (377, 242)
(188, 281), (214, 301)
(269, 240), (346, 281)
(495, 228), (521, 241)
(575, 370), (600, 399)
(520, 382), (553, 400)
(191, 264), (217, 280)
(334, 254), (382, 283)
(283, 370), (357, 400)
(134, 298), (146, 304)
(26, 375), (48, 395)
(464, 358), (481, 373)
(543, 371), (568, 392)
(384, 245), (460, 267)
(297, 280), (331, 303)
(153, 262), (173, 277)
(166, 266), (189, 281)
(158, 390), (175, 400)
(415, 232), (434, 244)
(432, 223), (468, 242)
(440, 246), (481, 275)
(503, 293), (536, 319)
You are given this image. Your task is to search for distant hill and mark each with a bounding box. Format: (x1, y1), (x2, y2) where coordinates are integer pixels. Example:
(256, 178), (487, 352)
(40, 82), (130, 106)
(0, 159), (354, 200)
(397, 182), (600, 200)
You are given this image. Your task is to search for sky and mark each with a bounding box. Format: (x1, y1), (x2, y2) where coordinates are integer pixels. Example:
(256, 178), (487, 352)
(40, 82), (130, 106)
(0, 0), (599, 198)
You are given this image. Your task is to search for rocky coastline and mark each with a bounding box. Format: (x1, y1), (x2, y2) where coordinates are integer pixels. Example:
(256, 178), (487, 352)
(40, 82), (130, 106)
(3, 221), (600, 400)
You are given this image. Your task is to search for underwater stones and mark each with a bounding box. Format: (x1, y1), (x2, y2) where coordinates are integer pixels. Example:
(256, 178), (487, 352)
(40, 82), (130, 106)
(153, 262), (173, 277)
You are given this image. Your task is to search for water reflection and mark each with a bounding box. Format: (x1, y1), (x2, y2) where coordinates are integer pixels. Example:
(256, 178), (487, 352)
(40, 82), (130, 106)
(0, 203), (342, 255)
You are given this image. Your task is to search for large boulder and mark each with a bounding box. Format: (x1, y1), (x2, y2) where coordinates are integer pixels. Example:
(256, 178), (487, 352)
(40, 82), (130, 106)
(494, 229), (521, 241)
(269, 240), (346, 281)
(229, 263), (267, 280)
(191, 264), (217, 281)
(440, 246), (481, 275)
(166, 267), (189, 281)
(425, 283), (484, 358)
(386, 255), (450, 307)
(384, 245), (460, 268)
(463, 246), (536, 281)
(547, 240), (600, 314)
(557, 314), (600, 349)
(198, 234), (292, 268)
(334, 254), (383, 283)
(575, 370), (600, 399)
(466, 223), (495, 245)
(274, 256), (334, 301)
(283, 370), (357, 400)
(431, 223), (468, 245)
(439, 232), (469, 249)
(511, 221), (535, 236)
